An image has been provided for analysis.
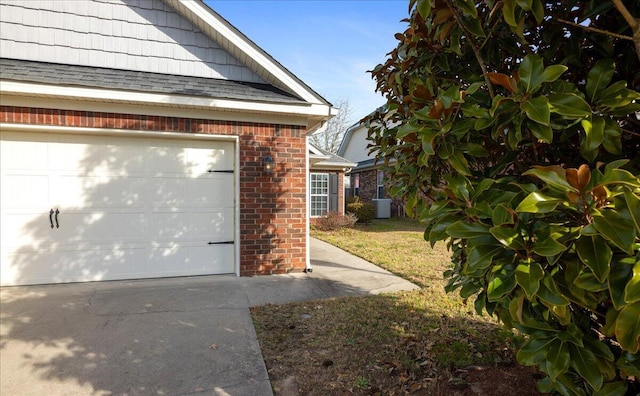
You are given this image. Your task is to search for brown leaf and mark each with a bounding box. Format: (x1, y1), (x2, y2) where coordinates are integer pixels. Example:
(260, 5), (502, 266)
(433, 8), (453, 25)
(411, 84), (433, 101)
(487, 72), (515, 93)
(429, 100), (444, 119)
(592, 185), (608, 203)
(577, 164), (591, 191)
(566, 168), (579, 190)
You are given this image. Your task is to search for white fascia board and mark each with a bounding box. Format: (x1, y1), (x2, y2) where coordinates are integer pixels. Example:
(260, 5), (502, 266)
(2, 95), (312, 126)
(312, 160), (357, 169)
(0, 81), (332, 118)
(177, 0), (326, 106)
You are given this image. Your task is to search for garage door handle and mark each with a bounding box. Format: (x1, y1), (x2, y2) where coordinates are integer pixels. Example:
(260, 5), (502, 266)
(208, 241), (234, 245)
(207, 170), (234, 173)
(49, 209), (54, 229)
(54, 209), (60, 228)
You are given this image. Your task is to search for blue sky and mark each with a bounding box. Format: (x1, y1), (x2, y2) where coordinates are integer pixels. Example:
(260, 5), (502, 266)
(207, 1), (410, 124)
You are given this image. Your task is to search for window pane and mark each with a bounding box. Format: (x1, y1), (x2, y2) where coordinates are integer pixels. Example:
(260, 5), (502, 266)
(310, 173), (329, 217)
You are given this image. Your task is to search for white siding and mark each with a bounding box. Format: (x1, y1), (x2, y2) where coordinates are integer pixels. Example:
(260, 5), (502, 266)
(0, 0), (265, 83)
(342, 125), (376, 163)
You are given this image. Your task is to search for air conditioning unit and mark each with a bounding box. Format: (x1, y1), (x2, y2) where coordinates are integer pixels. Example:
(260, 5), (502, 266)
(372, 199), (392, 219)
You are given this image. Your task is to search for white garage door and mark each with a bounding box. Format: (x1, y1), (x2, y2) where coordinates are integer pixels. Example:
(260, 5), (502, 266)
(1, 131), (236, 286)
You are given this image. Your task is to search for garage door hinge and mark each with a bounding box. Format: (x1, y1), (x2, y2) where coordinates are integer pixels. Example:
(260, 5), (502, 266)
(207, 170), (234, 173)
(207, 241), (234, 245)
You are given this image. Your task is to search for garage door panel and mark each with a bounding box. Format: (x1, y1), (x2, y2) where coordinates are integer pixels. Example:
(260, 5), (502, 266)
(1, 132), (236, 286)
(186, 144), (234, 175)
(53, 211), (147, 243)
(148, 243), (234, 276)
(146, 177), (189, 208)
(189, 209), (235, 240)
(0, 132), (50, 170)
(89, 176), (147, 208)
(0, 174), (50, 208)
(1, 211), (57, 249)
(49, 136), (103, 173)
(189, 175), (234, 206)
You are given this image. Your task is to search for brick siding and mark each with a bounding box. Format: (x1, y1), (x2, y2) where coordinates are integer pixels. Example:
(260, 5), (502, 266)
(1, 106), (307, 275)
(351, 169), (406, 217)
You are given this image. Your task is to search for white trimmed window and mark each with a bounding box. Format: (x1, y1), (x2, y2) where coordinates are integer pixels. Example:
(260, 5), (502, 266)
(377, 170), (386, 199)
(310, 173), (329, 217)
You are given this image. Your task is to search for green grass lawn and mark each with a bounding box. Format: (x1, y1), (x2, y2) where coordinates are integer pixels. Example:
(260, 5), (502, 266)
(252, 218), (526, 395)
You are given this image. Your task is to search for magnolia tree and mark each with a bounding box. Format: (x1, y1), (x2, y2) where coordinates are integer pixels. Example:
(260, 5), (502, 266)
(368, 0), (640, 394)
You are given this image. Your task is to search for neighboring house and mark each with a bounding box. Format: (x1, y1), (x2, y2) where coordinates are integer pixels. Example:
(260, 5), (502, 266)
(308, 143), (356, 223)
(0, 0), (337, 286)
(337, 117), (404, 217)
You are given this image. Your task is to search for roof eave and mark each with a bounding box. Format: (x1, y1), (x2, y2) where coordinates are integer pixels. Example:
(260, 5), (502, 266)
(0, 80), (332, 119)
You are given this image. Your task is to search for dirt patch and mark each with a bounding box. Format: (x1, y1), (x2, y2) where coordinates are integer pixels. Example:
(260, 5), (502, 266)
(252, 295), (546, 396)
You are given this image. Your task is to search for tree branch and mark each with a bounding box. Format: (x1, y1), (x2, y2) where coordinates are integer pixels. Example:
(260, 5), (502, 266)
(611, 0), (640, 61)
(446, 0), (495, 99)
(555, 18), (633, 42)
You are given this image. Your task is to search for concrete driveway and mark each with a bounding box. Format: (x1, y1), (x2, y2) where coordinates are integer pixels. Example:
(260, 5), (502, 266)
(0, 238), (418, 395)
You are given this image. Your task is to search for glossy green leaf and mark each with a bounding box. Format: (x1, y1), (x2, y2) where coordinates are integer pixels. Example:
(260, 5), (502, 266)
(519, 55), (545, 93)
(592, 210), (635, 255)
(624, 190), (640, 234)
(575, 236), (612, 283)
(528, 122), (553, 143)
(457, 0), (478, 18)
(446, 221), (490, 238)
(542, 64), (568, 83)
(546, 340), (570, 381)
(416, 0), (432, 20)
(516, 191), (562, 213)
(569, 343), (604, 390)
(397, 122), (419, 138)
(523, 167), (576, 193)
(492, 203), (514, 226)
(533, 236), (567, 257)
(615, 301), (640, 353)
(467, 246), (503, 272)
(449, 151), (471, 175)
(530, 0), (544, 23)
(521, 96), (550, 126)
(586, 59), (615, 102)
(574, 268), (609, 292)
(502, 0), (518, 27)
(487, 264), (517, 301)
(581, 115), (605, 151)
(517, 336), (556, 365)
(458, 142), (489, 157)
(599, 167), (640, 188)
(624, 260), (640, 304)
(515, 260), (544, 298)
(537, 275), (569, 306)
(593, 382), (628, 396)
(609, 257), (635, 310)
(548, 93), (592, 118)
(490, 226), (526, 250)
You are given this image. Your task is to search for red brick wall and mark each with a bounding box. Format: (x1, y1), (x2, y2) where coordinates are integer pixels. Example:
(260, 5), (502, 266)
(0, 106), (307, 275)
(352, 169), (406, 217)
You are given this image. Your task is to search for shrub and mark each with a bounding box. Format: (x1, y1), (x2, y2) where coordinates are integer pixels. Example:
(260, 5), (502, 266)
(314, 212), (358, 231)
(368, 1), (640, 395)
(347, 201), (376, 223)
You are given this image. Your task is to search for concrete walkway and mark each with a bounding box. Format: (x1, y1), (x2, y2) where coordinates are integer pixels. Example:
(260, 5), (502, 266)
(0, 238), (419, 396)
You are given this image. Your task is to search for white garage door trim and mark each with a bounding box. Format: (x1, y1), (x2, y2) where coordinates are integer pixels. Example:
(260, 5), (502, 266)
(1, 123), (241, 285)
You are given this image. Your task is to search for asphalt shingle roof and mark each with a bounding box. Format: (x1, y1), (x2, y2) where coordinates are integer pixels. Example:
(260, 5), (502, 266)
(0, 58), (305, 104)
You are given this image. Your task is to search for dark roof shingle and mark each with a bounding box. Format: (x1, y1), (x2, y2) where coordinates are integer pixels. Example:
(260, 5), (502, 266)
(0, 58), (305, 104)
